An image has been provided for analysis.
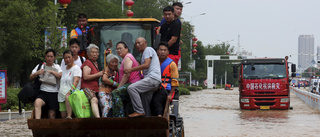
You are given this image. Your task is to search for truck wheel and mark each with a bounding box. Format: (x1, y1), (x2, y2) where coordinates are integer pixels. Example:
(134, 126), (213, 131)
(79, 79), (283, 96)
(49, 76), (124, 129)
(169, 120), (176, 137)
(176, 125), (184, 137)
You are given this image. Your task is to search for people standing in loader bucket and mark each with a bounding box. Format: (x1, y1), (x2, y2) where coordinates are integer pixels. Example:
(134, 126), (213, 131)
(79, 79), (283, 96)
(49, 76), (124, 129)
(152, 42), (179, 117)
(70, 13), (91, 58)
(124, 37), (161, 118)
(159, 6), (182, 65)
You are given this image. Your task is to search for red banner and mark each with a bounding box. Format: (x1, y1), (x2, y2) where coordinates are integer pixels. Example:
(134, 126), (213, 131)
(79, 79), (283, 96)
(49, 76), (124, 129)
(0, 70), (7, 104)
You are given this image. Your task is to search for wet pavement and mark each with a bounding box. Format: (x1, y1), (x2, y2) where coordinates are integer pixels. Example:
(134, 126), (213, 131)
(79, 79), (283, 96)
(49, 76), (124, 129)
(180, 87), (320, 137)
(1, 87), (320, 136)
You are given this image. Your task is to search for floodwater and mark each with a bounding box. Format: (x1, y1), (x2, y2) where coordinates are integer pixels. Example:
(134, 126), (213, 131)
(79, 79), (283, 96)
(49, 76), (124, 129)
(1, 87), (320, 137)
(180, 87), (320, 137)
(0, 118), (32, 137)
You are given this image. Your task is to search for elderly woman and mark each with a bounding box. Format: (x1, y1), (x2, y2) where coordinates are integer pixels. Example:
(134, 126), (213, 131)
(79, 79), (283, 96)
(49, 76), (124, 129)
(98, 54), (120, 117)
(58, 50), (82, 119)
(81, 44), (104, 118)
(30, 49), (62, 119)
(112, 41), (142, 117)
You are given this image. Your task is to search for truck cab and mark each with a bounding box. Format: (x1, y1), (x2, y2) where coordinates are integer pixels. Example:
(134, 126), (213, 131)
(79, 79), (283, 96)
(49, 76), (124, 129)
(234, 58), (296, 109)
(88, 18), (160, 69)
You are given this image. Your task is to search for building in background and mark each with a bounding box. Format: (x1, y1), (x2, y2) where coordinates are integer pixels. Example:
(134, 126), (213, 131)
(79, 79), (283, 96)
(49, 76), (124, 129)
(298, 35), (314, 71)
(317, 46), (320, 67)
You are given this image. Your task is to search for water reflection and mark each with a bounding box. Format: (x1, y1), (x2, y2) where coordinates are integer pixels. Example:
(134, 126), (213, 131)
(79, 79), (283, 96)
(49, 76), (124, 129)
(239, 110), (289, 123)
(180, 88), (320, 136)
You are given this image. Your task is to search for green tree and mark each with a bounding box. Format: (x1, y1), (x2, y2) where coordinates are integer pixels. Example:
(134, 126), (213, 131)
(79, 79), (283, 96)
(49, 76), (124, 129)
(63, 0), (122, 32)
(192, 41), (207, 83)
(180, 21), (193, 71)
(0, 0), (42, 82)
(0, 0), (69, 84)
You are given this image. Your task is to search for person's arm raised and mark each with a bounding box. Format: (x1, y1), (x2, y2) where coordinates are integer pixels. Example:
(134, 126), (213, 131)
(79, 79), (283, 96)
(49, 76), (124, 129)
(124, 58), (151, 74)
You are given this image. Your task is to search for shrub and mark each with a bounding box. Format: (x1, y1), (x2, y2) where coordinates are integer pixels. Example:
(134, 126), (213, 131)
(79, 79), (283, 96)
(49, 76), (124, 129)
(196, 87), (202, 90)
(187, 86), (197, 91)
(179, 87), (190, 95)
(1, 87), (33, 111)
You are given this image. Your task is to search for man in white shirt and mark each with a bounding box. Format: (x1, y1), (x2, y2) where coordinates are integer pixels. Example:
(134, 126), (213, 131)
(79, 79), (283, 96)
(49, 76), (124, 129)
(61, 38), (86, 70)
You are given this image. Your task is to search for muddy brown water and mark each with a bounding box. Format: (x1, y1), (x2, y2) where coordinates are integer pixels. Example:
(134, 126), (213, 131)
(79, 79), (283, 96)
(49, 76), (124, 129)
(1, 87), (319, 137)
(180, 87), (320, 137)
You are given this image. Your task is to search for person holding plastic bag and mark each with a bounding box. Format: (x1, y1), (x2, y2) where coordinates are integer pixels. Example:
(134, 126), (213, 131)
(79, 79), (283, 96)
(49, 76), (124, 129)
(81, 44), (104, 118)
(58, 50), (82, 119)
(30, 49), (62, 119)
(98, 54), (120, 117)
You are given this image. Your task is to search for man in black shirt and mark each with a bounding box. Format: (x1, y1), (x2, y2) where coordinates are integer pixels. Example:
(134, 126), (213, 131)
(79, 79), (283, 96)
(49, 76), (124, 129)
(160, 6), (181, 65)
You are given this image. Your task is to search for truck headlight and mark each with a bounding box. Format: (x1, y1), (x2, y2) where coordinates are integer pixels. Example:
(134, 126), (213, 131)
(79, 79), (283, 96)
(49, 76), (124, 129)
(281, 98), (289, 102)
(241, 98), (249, 103)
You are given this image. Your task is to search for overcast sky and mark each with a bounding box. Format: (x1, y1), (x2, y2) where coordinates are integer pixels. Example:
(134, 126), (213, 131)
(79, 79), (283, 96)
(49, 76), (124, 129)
(180, 0), (320, 65)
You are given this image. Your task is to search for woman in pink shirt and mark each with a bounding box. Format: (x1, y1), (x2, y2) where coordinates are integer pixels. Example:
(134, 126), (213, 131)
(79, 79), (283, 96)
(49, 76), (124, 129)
(112, 41), (142, 117)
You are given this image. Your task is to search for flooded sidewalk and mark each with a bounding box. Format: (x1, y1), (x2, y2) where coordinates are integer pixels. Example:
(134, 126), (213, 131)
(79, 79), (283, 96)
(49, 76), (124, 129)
(180, 88), (320, 137)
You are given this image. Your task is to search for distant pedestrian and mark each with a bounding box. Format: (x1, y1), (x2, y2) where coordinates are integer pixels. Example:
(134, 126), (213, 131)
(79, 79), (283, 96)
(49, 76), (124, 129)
(298, 83), (300, 89)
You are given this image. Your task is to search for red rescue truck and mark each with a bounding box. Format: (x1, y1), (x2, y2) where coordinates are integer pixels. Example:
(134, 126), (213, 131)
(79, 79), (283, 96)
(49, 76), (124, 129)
(233, 58), (296, 110)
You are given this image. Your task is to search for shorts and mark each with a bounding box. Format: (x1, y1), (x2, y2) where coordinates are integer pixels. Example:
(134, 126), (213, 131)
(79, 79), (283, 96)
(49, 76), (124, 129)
(59, 102), (66, 112)
(167, 54), (179, 65)
(36, 90), (59, 110)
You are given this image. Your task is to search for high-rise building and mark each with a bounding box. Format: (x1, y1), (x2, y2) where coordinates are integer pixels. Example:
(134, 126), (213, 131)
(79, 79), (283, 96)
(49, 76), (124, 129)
(318, 46), (320, 67)
(298, 35), (314, 70)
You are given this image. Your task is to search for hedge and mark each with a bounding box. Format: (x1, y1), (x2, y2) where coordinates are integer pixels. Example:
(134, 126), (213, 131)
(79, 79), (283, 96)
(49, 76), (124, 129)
(1, 87), (33, 111)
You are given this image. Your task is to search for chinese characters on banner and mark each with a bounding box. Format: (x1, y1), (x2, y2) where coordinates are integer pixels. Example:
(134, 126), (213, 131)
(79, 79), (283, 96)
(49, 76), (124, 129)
(246, 82), (281, 90)
(0, 70), (7, 104)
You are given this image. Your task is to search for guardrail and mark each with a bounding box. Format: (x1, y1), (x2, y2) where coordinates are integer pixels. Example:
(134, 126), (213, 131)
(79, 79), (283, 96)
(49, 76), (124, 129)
(291, 87), (320, 110)
(0, 109), (32, 120)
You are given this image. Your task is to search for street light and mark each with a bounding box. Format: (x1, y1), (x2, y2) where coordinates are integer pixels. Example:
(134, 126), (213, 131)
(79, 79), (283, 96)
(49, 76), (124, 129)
(188, 12), (206, 24)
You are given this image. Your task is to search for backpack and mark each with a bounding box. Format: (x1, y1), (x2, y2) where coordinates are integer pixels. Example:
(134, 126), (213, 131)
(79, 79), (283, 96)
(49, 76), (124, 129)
(80, 56), (84, 64)
(18, 63), (42, 114)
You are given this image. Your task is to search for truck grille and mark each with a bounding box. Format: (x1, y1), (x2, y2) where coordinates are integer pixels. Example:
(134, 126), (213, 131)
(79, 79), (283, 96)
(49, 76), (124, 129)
(255, 92), (275, 94)
(255, 98), (275, 101)
(255, 102), (275, 106)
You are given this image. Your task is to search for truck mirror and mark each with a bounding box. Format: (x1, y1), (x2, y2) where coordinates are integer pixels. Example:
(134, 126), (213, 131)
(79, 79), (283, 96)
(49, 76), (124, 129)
(291, 64), (296, 72)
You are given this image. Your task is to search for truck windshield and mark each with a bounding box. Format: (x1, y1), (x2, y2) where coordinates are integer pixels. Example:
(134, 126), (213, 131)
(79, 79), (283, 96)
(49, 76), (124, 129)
(98, 23), (153, 64)
(243, 64), (286, 79)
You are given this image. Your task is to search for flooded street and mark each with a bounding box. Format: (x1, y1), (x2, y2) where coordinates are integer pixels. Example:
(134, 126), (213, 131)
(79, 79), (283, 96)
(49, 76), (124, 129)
(0, 118), (32, 137)
(180, 87), (320, 137)
(1, 87), (320, 136)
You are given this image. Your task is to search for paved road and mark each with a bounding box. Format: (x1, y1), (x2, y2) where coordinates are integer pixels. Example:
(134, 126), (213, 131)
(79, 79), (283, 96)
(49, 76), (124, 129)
(179, 87), (320, 137)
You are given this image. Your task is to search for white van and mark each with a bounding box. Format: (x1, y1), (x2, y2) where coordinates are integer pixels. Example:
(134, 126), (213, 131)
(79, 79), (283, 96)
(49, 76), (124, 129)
(309, 79), (320, 94)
